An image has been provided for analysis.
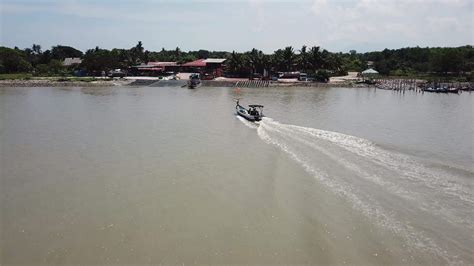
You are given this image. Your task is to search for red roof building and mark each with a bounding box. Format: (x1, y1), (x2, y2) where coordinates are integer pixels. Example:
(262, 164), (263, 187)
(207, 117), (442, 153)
(131, 61), (180, 76)
(131, 58), (226, 77)
(180, 59), (207, 67)
(180, 58), (226, 77)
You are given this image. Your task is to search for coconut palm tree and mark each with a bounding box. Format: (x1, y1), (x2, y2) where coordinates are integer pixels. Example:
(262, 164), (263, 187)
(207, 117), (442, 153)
(282, 46), (296, 71)
(308, 46), (323, 72)
(174, 47), (182, 62)
(298, 45), (310, 73)
(32, 44), (42, 55)
(227, 51), (250, 77)
(247, 48), (270, 75)
(271, 49), (284, 72)
(247, 48), (259, 74)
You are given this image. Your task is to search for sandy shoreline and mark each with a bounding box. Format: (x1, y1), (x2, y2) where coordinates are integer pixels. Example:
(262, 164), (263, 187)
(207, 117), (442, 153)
(0, 78), (363, 88)
(0, 71), (365, 88)
(0, 79), (134, 87)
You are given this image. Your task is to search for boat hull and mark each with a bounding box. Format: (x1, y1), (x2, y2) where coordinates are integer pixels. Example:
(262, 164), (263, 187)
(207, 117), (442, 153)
(236, 106), (262, 121)
(188, 79), (201, 89)
(423, 88), (448, 93)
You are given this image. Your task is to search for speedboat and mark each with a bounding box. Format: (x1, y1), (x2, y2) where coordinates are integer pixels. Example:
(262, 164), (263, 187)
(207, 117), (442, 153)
(235, 100), (264, 121)
(188, 73), (201, 89)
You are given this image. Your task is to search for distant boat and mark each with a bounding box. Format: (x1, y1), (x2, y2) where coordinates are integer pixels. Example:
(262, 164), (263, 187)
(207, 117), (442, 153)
(460, 85), (472, 91)
(447, 87), (460, 93)
(188, 73), (201, 89)
(422, 87), (448, 93)
(235, 100), (264, 122)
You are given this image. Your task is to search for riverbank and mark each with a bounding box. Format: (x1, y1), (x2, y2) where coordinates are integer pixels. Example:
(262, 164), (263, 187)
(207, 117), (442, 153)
(0, 78), (365, 88)
(0, 71), (414, 88)
(0, 78), (133, 87)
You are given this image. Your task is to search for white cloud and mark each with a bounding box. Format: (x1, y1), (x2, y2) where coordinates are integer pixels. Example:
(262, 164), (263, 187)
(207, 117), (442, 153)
(1, 0), (213, 24)
(248, 0), (266, 32)
(306, 0), (473, 51)
(1, 0), (472, 52)
(310, 0), (328, 15)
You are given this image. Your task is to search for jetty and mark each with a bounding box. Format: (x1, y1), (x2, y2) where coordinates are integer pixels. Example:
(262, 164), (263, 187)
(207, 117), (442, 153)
(375, 79), (419, 91)
(235, 80), (270, 88)
(374, 79), (472, 93)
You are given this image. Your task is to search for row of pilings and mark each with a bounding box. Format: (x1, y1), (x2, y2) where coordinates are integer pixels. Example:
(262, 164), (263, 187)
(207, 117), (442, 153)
(235, 80), (270, 88)
(375, 79), (419, 91)
(374, 79), (473, 93)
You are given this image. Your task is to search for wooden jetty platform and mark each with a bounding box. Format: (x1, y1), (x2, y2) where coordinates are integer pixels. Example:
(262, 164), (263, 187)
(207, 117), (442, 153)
(375, 79), (419, 91)
(374, 79), (472, 93)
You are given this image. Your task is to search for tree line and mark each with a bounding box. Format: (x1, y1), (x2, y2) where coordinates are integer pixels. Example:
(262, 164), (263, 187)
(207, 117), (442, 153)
(359, 46), (474, 76)
(0, 42), (472, 80)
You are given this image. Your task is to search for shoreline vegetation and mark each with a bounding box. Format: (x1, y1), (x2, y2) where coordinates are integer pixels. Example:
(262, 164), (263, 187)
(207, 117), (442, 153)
(1, 42), (472, 88)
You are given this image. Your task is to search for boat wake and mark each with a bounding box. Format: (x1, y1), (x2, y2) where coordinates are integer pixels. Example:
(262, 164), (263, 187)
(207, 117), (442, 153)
(236, 115), (259, 129)
(244, 117), (473, 264)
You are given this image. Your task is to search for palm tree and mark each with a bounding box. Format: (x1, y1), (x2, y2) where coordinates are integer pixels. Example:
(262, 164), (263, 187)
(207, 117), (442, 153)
(174, 47), (182, 62)
(227, 51), (250, 77)
(320, 49), (332, 69)
(130, 41), (145, 65)
(298, 45), (309, 73)
(32, 44), (42, 55)
(136, 41), (144, 54)
(282, 46), (296, 71)
(247, 48), (270, 74)
(308, 46), (323, 72)
(247, 48), (259, 74)
(271, 49), (284, 72)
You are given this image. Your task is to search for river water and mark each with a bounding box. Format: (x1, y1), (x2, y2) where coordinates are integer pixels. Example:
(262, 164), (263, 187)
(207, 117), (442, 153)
(1, 86), (473, 265)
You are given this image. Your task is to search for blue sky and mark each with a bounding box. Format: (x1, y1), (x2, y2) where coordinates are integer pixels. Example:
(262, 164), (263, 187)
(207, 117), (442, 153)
(1, 0), (472, 53)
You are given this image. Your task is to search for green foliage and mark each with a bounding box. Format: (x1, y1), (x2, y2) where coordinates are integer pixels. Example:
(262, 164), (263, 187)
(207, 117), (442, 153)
(339, 51), (365, 72)
(0, 42), (354, 78)
(312, 70), (330, 82)
(246, 48), (270, 74)
(361, 46), (473, 75)
(1, 41), (472, 80)
(0, 47), (32, 73)
(270, 46), (297, 72)
(389, 68), (417, 76)
(308, 46), (323, 71)
(35, 59), (65, 75)
(81, 48), (123, 73)
(147, 48), (227, 63)
(222, 45), (350, 78)
(227, 51), (251, 77)
(0, 73), (33, 80)
(298, 45), (310, 72)
(51, 45), (83, 60)
(129, 41), (145, 65)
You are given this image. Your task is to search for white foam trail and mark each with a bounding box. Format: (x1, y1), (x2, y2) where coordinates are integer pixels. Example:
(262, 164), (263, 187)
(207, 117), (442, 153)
(262, 119), (474, 232)
(254, 117), (473, 265)
(236, 115), (259, 129)
(282, 120), (473, 204)
(263, 118), (473, 205)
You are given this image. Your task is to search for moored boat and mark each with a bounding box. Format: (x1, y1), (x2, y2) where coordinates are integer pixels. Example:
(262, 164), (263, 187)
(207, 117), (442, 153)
(422, 87), (448, 93)
(188, 73), (201, 89)
(235, 100), (264, 122)
(447, 87), (460, 93)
